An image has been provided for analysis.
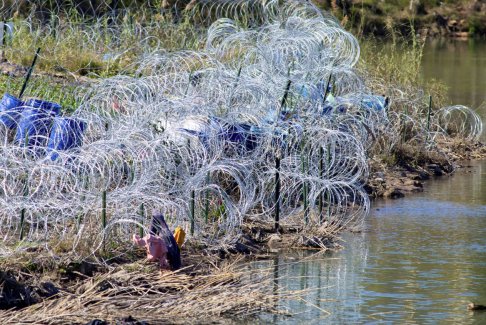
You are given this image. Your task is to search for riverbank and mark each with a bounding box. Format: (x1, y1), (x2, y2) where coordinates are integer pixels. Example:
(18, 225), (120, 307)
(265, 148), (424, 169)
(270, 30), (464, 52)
(0, 252), (292, 324)
(1, 146), (484, 323)
(366, 139), (486, 199)
(316, 0), (486, 38)
(1, 2), (485, 323)
(0, 221), (342, 323)
(0, 136), (483, 322)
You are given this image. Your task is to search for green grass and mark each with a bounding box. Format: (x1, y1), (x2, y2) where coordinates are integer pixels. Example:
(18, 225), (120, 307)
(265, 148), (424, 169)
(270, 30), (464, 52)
(3, 12), (205, 78)
(0, 74), (86, 114)
(0, 2), (448, 119)
(358, 32), (448, 107)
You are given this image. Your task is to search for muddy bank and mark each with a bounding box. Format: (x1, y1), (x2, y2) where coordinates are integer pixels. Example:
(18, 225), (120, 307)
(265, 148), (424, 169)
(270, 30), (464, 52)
(366, 140), (486, 199)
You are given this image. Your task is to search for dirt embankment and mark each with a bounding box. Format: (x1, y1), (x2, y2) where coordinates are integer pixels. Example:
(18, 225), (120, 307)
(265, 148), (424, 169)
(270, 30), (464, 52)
(366, 139), (486, 199)
(317, 0), (486, 38)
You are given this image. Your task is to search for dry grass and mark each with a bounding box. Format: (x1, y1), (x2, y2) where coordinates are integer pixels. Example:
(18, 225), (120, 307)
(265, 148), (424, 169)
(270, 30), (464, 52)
(0, 256), (295, 324)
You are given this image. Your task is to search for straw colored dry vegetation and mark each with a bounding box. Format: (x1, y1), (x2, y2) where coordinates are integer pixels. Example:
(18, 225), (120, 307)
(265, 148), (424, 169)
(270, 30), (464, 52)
(0, 254), (296, 324)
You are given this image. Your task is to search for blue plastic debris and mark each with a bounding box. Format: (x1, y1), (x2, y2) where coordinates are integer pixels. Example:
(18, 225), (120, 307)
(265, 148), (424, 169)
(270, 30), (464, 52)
(46, 117), (87, 160)
(24, 98), (61, 116)
(0, 93), (24, 129)
(14, 108), (52, 150)
(361, 95), (386, 111)
(211, 117), (259, 151)
(297, 81), (333, 103)
(178, 117), (260, 152)
(322, 94), (386, 115)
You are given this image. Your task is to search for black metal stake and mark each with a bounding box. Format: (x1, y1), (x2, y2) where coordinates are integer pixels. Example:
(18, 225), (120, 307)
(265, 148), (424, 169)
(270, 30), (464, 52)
(2, 22), (6, 47)
(319, 146), (324, 223)
(276, 78), (292, 123)
(102, 190), (107, 229)
(1, 22), (7, 62)
(302, 151), (308, 224)
(19, 174), (28, 240)
(139, 203), (144, 237)
(280, 80), (292, 111)
(19, 47), (41, 99)
(102, 190), (107, 251)
(190, 189), (195, 235)
(322, 73), (333, 107)
(275, 155), (281, 231)
(204, 172), (210, 223)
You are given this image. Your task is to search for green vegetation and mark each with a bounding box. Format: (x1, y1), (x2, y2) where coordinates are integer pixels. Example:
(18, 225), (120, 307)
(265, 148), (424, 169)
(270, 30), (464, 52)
(0, 4), (483, 324)
(0, 5), (453, 160)
(0, 1), (448, 106)
(2, 14), (204, 77)
(358, 35), (448, 103)
(0, 74), (85, 113)
(1, 1), (482, 84)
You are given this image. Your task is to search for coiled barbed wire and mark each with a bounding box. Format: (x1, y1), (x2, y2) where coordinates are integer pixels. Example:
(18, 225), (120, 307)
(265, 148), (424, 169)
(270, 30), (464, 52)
(0, 0), (482, 259)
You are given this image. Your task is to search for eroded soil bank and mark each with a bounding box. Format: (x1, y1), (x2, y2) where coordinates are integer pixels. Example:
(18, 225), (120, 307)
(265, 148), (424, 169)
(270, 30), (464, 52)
(366, 140), (486, 199)
(317, 0), (486, 38)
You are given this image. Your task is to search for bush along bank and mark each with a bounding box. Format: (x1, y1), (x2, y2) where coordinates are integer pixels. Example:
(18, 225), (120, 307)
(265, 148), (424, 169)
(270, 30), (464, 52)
(315, 0), (486, 38)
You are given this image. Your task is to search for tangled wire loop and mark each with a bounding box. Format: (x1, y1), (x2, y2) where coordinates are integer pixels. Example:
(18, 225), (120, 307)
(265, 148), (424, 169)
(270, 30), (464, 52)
(0, 0), (482, 259)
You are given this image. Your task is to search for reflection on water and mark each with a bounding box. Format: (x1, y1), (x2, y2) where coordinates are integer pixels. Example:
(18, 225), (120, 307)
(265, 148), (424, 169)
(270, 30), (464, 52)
(421, 38), (486, 110)
(255, 162), (486, 324)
